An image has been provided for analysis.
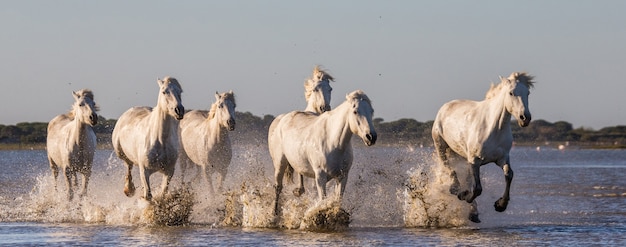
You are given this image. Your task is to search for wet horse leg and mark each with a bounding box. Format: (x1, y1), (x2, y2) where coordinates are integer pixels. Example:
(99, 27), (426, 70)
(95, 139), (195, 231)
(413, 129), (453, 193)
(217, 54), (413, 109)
(79, 167), (91, 198)
(494, 158), (513, 212)
(433, 138), (461, 195)
(202, 165), (215, 195)
(458, 162), (482, 203)
(273, 157), (288, 216)
(139, 165), (153, 200)
(64, 166), (74, 200)
(293, 174), (305, 197)
(123, 163), (136, 197)
(160, 166), (174, 198)
(314, 171), (328, 202)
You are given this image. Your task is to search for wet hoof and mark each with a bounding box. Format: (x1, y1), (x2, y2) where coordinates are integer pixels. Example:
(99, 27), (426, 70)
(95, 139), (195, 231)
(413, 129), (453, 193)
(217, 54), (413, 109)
(469, 212), (481, 223)
(494, 197), (509, 212)
(293, 187), (305, 197)
(124, 181), (136, 197)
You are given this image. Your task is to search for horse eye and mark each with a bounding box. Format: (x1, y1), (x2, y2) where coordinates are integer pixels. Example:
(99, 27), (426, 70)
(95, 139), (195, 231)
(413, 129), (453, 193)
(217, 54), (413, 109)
(353, 110), (357, 115)
(509, 92), (514, 96)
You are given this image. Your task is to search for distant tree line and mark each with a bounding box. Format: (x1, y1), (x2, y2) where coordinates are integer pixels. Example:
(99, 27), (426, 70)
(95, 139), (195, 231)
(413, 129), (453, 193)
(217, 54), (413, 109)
(1, 113), (625, 149)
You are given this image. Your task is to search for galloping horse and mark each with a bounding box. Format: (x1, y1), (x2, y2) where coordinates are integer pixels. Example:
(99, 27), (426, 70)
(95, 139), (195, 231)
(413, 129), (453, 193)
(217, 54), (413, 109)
(269, 90), (377, 216)
(46, 89), (98, 200)
(112, 77), (184, 201)
(432, 72), (535, 223)
(290, 66), (334, 197)
(179, 91), (236, 195)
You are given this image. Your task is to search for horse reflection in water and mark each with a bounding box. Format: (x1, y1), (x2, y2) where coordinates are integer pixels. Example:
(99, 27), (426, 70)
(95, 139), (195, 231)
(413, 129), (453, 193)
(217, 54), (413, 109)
(269, 90), (377, 217)
(432, 72), (535, 223)
(46, 89), (99, 200)
(112, 77), (184, 201)
(178, 91), (236, 195)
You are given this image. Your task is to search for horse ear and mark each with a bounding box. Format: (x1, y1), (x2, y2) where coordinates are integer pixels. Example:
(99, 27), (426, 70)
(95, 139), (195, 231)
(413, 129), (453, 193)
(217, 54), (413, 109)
(157, 78), (163, 86)
(215, 91), (220, 100)
(72, 91), (80, 100)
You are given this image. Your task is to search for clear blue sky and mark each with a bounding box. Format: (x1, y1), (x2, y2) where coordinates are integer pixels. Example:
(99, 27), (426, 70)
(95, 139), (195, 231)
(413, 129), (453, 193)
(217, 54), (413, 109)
(2, 1), (625, 129)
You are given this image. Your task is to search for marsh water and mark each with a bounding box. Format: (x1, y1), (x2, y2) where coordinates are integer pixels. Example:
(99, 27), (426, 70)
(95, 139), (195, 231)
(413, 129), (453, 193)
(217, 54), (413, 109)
(1, 144), (625, 246)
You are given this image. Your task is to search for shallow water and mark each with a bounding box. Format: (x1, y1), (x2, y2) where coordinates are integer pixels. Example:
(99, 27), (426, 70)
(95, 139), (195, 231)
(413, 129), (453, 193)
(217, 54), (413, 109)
(1, 145), (625, 245)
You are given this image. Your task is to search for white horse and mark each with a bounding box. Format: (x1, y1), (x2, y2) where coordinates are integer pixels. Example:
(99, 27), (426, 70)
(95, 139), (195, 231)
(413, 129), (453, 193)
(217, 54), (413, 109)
(269, 90), (377, 216)
(304, 65), (334, 113)
(432, 72), (535, 223)
(288, 66), (335, 197)
(179, 91), (236, 195)
(46, 89), (98, 200)
(112, 77), (184, 201)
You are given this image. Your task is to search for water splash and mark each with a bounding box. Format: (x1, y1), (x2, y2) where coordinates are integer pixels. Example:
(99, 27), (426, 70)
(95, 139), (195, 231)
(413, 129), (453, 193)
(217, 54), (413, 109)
(403, 158), (470, 227)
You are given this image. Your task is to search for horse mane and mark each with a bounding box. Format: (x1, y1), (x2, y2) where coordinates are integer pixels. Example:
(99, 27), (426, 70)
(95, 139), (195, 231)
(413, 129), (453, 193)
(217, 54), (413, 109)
(207, 91), (236, 120)
(304, 66), (334, 99)
(346, 90), (372, 105)
(68, 89), (99, 119)
(485, 72), (535, 99)
(162, 76), (183, 92)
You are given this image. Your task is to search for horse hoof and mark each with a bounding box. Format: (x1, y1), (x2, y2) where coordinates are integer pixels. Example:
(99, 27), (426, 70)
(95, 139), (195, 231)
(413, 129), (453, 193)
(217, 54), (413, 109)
(292, 188), (305, 197)
(494, 198), (508, 212)
(469, 213), (481, 223)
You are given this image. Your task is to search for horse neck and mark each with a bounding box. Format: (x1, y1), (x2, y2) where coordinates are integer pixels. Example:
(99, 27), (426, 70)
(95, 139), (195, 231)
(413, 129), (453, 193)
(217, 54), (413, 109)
(304, 102), (318, 113)
(482, 91), (512, 131)
(69, 115), (90, 146)
(322, 102), (353, 149)
(148, 106), (178, 144)
(204, 115), (228, 141)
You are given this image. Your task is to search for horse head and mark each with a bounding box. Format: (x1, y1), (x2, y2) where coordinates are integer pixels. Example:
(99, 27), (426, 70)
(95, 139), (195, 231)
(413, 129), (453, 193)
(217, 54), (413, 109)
(211, 90), (237, 131)
(304, 66), (334, 113)
(72, 89), (98, 126)
(502, 72), (535, 127)
(157, 77), (185, 120)
(346, 90), (377, 146)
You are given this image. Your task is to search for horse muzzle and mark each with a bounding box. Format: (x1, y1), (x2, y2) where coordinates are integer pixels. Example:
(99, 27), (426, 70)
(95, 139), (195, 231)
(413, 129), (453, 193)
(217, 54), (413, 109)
(320, 104), (331, 113)
(89, 114), (98, 126)
(174, 106), (185, 120)
(363, 132), (377, 146)
(227, 119), (236, 131)
(518, 113), (531, 127)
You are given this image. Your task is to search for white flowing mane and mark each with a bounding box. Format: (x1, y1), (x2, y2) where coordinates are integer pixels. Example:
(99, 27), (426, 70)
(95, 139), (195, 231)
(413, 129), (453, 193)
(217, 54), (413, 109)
(486, 72), (535, 99)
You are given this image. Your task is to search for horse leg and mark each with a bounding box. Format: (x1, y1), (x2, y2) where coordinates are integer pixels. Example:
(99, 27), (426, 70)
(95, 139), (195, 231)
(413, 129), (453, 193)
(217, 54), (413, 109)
(160, 168), (174, 198)
(335, 175), (349, 201)
(273, 158), (287, 216)
(433, 137), (460, 195)
(494, 159), (514, 212)
(50, 160), (59, 191)
(469, 200), (481, 223)
(458, 162), (482, 203)
(314, 171), (328, 202)
(64, 166), (74, 201)
(139, 165), (152, 200)
(123, 163), (136, 197)
(79, 167), (91, 198)
(293, 174), (305, 197)
(202, 165), (215, 195)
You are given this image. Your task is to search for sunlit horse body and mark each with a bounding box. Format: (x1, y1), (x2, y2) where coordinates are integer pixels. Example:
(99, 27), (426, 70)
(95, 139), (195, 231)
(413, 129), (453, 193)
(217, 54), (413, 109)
(112, 77), (184, 201)
(178, 91), (236, 195)
(432, 72), (535, 223)
(46, 89), (98, 200)
(269, 90), (377, 216)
